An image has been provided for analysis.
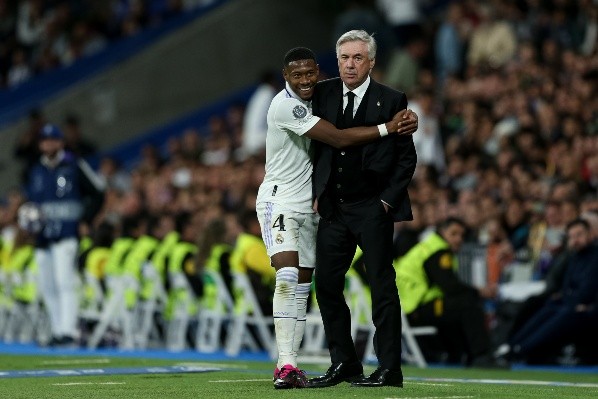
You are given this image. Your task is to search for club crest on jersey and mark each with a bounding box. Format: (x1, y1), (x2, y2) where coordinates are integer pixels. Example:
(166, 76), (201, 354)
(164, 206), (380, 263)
(292, 105), (307, 119)
(276, 233), (284, 244)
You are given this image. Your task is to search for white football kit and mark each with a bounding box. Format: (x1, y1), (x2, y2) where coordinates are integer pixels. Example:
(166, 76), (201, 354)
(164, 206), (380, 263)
(256, 83), (321, 269)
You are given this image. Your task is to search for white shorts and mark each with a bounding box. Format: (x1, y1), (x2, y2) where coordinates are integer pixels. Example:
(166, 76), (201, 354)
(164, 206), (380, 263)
(256, 202), (319, 269)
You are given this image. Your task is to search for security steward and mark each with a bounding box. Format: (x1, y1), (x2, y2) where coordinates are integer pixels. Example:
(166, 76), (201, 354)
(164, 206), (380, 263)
(395, 217), (495, 366)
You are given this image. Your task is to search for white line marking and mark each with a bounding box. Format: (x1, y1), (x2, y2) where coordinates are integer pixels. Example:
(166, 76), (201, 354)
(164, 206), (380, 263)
(41, 359), (111, 365)
(175, 362), (247, 369)
(209, 379), (271, 383)
(407, 377), (598, 389)
(408, 382), (453, 386)
(385, 396), (474, 399)
(52, 382), (125, 386)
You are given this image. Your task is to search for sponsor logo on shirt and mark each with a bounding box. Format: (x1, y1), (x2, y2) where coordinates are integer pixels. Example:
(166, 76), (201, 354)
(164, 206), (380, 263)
(292, 105), (307, 119)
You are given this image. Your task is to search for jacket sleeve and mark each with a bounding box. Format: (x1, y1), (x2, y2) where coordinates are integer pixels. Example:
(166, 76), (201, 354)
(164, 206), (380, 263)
(380, 93), (417, 208)
(77, 158), (106, 223)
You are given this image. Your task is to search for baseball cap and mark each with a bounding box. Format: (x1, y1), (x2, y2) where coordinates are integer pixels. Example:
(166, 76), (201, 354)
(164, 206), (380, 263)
(40, 124), (64, 140)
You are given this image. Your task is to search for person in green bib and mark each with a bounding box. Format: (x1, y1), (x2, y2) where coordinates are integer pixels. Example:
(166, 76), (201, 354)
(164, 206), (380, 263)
(395, 217), (496, 367)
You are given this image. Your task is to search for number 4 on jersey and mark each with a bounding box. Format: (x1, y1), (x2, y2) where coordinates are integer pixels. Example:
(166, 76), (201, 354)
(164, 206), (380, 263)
(272, 214), (286, 231)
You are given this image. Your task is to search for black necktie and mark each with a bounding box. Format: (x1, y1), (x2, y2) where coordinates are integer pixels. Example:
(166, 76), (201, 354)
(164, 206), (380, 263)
(344, 91), (355, 126)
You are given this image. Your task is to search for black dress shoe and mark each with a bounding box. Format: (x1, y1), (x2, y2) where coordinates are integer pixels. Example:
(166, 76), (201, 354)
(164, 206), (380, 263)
(306, 361), (364, 388)
(48, 336), (62, 347)
(351, 367), (403, 387)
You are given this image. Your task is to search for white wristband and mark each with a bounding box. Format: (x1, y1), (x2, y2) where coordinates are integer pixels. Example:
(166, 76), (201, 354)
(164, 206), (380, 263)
(378, 123), (388, 137)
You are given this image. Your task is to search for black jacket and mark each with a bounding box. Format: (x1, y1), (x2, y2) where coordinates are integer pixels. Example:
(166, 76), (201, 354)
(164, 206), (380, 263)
(311, 77), (417, 222)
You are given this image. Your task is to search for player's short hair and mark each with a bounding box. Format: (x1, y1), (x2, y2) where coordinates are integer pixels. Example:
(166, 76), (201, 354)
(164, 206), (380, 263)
(283, 47), (317, 67)
(336, 30), (377, 60)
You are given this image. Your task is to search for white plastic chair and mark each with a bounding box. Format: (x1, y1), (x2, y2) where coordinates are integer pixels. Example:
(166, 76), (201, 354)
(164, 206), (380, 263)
(224, 271), (276, 359)
(195, 269), (234, 352)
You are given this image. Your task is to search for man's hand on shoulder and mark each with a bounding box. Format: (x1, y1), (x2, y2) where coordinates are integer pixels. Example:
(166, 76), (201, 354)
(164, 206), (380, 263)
(386, 109), (418, 136)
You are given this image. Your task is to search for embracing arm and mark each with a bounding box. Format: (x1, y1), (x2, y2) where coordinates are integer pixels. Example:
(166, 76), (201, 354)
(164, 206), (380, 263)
(304, 109), (418, 149)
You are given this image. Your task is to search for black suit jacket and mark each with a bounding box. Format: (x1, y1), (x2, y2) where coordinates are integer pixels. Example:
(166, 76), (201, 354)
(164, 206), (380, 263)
(311, 77), (417, 222)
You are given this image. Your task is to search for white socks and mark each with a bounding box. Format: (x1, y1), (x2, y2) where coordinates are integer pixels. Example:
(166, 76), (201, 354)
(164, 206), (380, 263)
(294, 283), (311, 354)
(274, 267), (298, 368)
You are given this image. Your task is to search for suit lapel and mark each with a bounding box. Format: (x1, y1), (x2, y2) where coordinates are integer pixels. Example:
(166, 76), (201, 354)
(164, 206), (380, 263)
(362, 79), (384, 163)
(364, 79), (383, 125)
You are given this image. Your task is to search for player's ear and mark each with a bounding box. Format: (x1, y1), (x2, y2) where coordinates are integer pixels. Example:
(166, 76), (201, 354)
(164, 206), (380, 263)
(282, 67), (288, 82)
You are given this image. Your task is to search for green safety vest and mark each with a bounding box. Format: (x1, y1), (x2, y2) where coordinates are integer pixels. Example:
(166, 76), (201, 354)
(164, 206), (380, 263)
(85, 247), (111, 279)
(104, 237), (135, 276)
(169, 242), (198, 274)
(11, 245), (37, 303)
(79, 235), (93, 254)
(201, 243), (231, 311)
(395, 232), (457, 314)
(229, 233), (264, 315)
(229, 233), (263, 273)
(165, 241), (199, 318)
(123, 235), (159, 306)
(82, 247), (110, 306)
(0, 238), (8, 306)
(151, 231), (179, 280)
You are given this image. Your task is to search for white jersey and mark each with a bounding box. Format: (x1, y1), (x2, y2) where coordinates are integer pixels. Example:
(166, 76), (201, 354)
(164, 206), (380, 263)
(256, 83), (320, 213)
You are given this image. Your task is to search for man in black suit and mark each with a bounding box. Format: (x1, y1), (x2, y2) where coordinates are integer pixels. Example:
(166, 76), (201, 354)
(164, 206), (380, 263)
(307, 30), (417, 389)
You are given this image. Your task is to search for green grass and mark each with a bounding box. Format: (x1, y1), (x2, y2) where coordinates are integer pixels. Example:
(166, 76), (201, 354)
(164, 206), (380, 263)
(0, 354), (596, 399)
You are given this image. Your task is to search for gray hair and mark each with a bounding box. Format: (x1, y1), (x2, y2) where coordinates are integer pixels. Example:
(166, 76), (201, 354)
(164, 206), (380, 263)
(336, 30), (377, 60)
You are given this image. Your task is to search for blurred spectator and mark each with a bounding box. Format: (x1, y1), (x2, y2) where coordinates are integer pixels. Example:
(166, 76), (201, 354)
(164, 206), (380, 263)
(497, 218), (598, 364)
(580, 210), (598, 240)
(332, 0), (396, 68)
(13, 108), (45, 184)
(202, 115), (232, 166)
(383, 34), (428, 94)
(16, 0), (44, 50)
(62, 114), (98, 157)
(527, 201), (566, 277)
(98, 156), (132, 193)
(434, 1), (466, 89)
(467, 2), (517, 69)
(577, 0), (597, 56)
(503, 196), (531, 251)
(62, 20), (108, 65)
(179, 128), (203, 161)
(484, 217), (513, 287)
(410, 88), (445, 174)
(238, 70), (279, 160)
(23, 123), (104, 346)
(376, 0), (422, 43)
(7, 47), (31, 86)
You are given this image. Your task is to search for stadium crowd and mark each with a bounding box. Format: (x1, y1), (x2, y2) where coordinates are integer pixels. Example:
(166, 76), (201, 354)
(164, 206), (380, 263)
(0, 0), (217, 89)
(0, 0), (597, 366)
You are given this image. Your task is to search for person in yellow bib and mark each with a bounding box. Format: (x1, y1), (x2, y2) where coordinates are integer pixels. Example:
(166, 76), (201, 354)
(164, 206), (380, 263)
(395, 217), (497, 367)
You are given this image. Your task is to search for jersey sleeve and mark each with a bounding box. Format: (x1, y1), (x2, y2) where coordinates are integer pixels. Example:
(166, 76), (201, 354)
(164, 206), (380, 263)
(273, 98), (320, 136)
